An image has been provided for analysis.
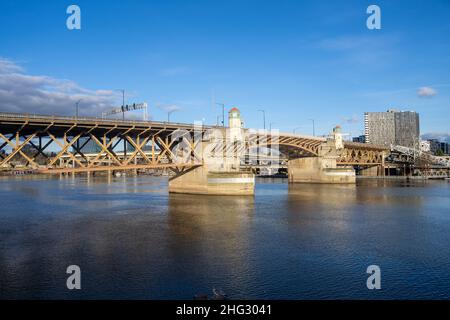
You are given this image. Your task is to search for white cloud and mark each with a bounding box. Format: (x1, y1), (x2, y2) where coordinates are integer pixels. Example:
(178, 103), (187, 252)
(0, 58), (24, 73)
(417, 86), (437, 98)
(0, 57), (117, 116)
(422, 132), (450, 143)
(341, 114), (359, 124)
(157, 104), (181, 113)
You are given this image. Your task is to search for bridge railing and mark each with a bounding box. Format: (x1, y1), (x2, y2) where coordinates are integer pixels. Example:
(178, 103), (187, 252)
(0, 112), (214, 129)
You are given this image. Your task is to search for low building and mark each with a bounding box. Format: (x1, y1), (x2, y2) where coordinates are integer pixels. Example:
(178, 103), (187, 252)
(439, 142), (449, 155)
(426, 139), (449, 155)
(428, 139), (441, 155)
(352, 135), (366, 143)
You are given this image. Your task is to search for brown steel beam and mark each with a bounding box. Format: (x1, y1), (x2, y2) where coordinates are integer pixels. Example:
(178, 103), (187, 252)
(47, 132), (84, 167)
(89, 134), (122, 166)
(38, 162), (200, 174)
(0, 133), (38, 168)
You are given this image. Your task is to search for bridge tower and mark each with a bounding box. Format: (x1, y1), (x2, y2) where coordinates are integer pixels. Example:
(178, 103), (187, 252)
(331, 125), (344, 150)
(168, 107), (255, 195)
(228, 107), (244, 141)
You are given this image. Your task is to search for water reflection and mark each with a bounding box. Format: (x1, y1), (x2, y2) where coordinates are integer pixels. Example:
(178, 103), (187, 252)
(166, 194), (256, 297)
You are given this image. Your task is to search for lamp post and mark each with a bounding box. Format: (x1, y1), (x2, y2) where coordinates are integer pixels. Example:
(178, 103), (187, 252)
(269, 122), (276, 131)
(75, 99), (81, 118)
(293, 127), (302, 134)
(258, 109), (266, 130)
(308, 118), (315, 136)
(117, 89), (126, 157)
(75, 99), (82, 152)
(215, 103), (225, 127)
(168, 110), (176, 122)
(117, 89), (125, 121)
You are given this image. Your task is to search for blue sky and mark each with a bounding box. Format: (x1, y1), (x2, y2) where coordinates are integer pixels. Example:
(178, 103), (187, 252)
(0, 0), (449, 138)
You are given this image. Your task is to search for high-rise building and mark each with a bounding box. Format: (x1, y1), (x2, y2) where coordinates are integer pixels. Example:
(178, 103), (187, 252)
(394, 111), (420, 148)
(364, 109), (420, 148)
(364, 110), (395, 146)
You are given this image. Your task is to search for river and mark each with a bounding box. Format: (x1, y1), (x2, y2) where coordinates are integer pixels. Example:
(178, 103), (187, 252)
(1, 175), (449, 299)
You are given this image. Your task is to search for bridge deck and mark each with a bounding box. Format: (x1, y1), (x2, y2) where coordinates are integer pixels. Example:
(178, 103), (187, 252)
(0, 112), (212, 137)
(0, 112), (389, 173)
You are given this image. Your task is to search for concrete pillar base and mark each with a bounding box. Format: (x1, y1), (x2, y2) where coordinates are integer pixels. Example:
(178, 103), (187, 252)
(358, 165), (380, 177)
(169, 166), (255, 195)
(288, 157), (355, 184)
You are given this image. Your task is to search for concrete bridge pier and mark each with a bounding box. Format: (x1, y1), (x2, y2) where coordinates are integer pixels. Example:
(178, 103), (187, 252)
(358, 165), (383, 176)
(168, 164), (255, 195)
(288, 126), (356, 184)
(169, 152), (255, 195)
(288, 157), (355, 184)
(169, 113), (255, 195)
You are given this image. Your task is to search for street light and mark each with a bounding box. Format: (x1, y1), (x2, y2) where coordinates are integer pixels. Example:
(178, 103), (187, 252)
(117, 89), (126, 156)
(216, 103), (225, 127)
(269, 122), (276, 131)
(258, 109), (266, 130)
(167, 110), (177, 122)
(308, 118), (315, 136)
(75, 99), (82, 118)
(117, 89), (125, 120)
(293, 126), (302, 134)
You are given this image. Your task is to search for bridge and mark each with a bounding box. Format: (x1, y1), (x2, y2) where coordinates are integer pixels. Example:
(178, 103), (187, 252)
(0, 112), (388, 194)
(390, 145), (450, 167)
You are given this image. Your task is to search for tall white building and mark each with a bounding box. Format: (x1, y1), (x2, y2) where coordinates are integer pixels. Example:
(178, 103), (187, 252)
(364, 109), (420, 148)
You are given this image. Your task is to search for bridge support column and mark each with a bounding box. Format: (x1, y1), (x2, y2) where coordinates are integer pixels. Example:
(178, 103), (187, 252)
(169, 131), (255, 195)
(168, 121), (256, 195)
(288, 127), (355, 184)
(358, 165), (381, 176)
(288, 157), (355, 184)
(169, 165), (255, 195)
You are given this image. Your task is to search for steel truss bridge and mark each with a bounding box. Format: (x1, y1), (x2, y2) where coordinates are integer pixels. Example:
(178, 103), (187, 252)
(390, 145), (450, 168)
(0, 112), (388, 174)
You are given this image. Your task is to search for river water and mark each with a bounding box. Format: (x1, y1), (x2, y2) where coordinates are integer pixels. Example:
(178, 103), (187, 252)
(0, 175), (449, 299)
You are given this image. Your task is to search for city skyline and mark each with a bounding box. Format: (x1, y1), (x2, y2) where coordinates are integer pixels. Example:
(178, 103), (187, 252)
(0, 0), (449, 140)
